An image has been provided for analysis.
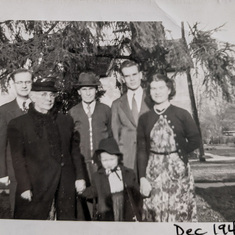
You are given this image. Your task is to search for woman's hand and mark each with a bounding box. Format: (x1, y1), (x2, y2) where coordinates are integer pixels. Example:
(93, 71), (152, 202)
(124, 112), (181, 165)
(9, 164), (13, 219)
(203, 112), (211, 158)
(140, 177), (152, 197)
(75, 179), (86, 194)
(21, 190), (32, 201)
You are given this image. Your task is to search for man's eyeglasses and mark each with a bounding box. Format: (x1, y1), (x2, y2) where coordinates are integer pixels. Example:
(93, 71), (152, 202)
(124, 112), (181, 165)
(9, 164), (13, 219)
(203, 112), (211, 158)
(38, 92), (58, 99)
(15, 81), (32, 85)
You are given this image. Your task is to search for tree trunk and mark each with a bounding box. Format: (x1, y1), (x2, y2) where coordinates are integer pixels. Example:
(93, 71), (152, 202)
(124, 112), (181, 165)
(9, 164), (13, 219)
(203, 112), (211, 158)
(181, 22), (206, 161)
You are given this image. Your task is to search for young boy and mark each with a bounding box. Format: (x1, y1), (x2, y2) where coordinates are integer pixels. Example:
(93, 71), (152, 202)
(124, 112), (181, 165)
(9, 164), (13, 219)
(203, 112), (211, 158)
(81, 137), (142, 221)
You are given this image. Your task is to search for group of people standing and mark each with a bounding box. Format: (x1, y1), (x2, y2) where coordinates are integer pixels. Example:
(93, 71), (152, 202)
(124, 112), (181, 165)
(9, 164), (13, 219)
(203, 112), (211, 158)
(0, 60), (201, 222)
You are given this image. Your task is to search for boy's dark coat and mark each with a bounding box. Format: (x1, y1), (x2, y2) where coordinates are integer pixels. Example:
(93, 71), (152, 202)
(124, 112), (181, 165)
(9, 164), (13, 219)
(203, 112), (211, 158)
(82, 165), (142, 221)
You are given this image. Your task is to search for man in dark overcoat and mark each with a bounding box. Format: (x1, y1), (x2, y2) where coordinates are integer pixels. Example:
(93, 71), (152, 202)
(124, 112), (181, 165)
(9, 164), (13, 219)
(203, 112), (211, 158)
(68, 72), (112, 183)
(0, 68), (33, 217)
(68, 72), (112, 219)
(7, 78), (86, 220)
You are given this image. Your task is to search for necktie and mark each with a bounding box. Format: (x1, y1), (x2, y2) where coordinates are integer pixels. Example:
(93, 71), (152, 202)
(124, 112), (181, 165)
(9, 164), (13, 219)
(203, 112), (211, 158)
(22, 101), (27, 112)
(86, 104), (93, 158)
(132, 93), (138, 125)
(87, 104), (92, 118)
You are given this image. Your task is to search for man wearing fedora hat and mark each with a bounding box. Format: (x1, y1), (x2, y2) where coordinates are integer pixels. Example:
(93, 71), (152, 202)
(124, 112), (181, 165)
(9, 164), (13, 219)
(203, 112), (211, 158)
(69, 72), (112, 183)
(7, 78), (86, 220)
(69, 72), (112, 220)
(0, 68), (33, 218)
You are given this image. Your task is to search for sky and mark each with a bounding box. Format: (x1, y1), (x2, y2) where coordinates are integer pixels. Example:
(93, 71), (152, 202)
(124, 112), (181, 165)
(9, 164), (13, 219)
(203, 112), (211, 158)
(156, 0), (235, 44)
(0, 0), (234, 44)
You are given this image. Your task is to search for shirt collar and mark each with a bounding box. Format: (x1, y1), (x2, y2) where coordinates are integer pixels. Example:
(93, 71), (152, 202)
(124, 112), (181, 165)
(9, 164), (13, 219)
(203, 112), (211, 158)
(105, 166), (121, 175)
(127, 86), (143, 111)
(82, 100), (96, 113)
(127, 86), (143, 98)
(16, 97), (28, 110)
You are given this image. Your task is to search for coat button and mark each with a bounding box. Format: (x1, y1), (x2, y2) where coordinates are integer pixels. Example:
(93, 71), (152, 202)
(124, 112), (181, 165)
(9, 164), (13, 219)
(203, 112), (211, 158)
(61, 162), (65, 167)
(61, 154), (64, 158)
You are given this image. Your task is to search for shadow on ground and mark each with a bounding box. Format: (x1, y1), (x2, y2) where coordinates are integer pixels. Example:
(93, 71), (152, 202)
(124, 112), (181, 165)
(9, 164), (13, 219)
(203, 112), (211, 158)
(195, 186), (235, 222)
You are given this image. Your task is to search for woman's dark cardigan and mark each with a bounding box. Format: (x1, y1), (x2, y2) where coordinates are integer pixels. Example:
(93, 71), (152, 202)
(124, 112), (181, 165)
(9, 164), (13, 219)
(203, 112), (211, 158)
(137, 105), (201, 179)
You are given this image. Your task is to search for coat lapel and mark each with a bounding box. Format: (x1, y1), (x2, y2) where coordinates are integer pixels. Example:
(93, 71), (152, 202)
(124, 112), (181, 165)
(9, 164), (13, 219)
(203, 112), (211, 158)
(139, 91), (150, 117)
(119, 94), (136, 127)
(77, 102), (89, 119)
(7, 100), (24, 120)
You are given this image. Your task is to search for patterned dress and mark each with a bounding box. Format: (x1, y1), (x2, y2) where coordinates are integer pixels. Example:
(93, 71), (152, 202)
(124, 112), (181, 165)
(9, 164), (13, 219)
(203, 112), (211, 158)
(142, 113), (197, 222)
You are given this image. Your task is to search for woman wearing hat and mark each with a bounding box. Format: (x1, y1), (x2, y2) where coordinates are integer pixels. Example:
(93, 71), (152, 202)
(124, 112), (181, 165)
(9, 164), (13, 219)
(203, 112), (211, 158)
(7, 78), (86, 220)
(82, 137), (142, 221)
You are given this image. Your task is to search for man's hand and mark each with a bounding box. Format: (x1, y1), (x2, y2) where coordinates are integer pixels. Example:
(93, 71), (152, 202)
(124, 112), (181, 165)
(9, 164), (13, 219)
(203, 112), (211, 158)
(75, 179), (86, 194)
(0, 176), (10, 186)
(21, 190), (32, 201)
(140, 177), (152, 197)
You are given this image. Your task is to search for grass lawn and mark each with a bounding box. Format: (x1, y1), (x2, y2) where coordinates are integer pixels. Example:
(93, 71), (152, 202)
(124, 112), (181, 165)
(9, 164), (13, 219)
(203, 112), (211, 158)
(204, 145), (235, 157)
(0, 188), (232, 222)
(195, 186), (235, 222)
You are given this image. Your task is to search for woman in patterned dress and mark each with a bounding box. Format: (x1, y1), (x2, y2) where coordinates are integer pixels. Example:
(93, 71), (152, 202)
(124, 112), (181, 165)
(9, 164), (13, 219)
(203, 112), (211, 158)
(137, 73), (201, 222)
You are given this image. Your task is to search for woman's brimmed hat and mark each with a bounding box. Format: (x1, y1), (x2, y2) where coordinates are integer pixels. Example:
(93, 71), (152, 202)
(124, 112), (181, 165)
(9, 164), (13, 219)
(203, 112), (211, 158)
(93, 137), (123, 163)
(75, 72), (100, 89)
(31, 78), (58, 92)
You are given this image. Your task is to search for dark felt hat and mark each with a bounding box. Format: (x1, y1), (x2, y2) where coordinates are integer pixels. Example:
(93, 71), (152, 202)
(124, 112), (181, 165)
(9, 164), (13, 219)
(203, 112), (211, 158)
(31, 78), (58, 92)
(93, 137), (123, 163)
(75, 72), (100, 88)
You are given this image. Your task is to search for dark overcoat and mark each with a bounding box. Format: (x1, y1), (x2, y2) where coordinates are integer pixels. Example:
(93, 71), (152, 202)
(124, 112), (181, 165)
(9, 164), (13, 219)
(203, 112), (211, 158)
(82, 165), (142, 221)
(7, 107), (84, 220)
(68, 101), (112, 182)
(0, 99), (25, 178)
(0, 99), (26, 217)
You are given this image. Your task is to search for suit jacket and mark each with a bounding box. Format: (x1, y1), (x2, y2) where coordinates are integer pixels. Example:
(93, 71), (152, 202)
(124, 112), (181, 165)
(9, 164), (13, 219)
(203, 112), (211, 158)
(69, 101), (112, 181)
(82, 165), (142, 221)
(7, 108), (84, 220)
(0, 99), (25, 178)
(111, 90), (151, 171)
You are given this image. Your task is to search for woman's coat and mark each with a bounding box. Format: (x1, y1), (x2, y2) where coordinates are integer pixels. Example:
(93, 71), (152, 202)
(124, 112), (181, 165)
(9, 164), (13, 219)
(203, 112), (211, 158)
(7, 109), (84, 220)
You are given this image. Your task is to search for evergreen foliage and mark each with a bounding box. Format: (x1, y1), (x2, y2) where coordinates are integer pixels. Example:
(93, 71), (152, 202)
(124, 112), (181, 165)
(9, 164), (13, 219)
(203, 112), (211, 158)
(189, 23), (235, 101)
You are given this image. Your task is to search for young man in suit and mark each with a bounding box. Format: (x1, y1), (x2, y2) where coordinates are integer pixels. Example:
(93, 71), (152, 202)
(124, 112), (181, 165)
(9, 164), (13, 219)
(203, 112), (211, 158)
(0, 68), (33, 217)
(111, 60), (151, 175)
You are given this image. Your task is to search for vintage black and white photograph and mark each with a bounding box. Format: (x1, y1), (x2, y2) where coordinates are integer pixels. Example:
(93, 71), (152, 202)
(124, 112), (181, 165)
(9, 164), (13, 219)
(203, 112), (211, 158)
(0, 0), (235, 234)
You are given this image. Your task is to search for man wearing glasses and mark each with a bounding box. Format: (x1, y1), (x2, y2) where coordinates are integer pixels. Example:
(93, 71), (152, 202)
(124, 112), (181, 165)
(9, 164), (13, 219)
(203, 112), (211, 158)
(0, 68), (33, 218)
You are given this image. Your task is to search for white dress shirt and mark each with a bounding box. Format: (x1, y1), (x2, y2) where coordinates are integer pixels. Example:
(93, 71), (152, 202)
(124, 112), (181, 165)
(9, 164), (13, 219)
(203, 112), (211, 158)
(82, 101), (96, 156)
(82, 101), (96, 115)
(16, 97), (30, 111)
(127, 86), (143, 112)
(106, 166), (124, 193)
